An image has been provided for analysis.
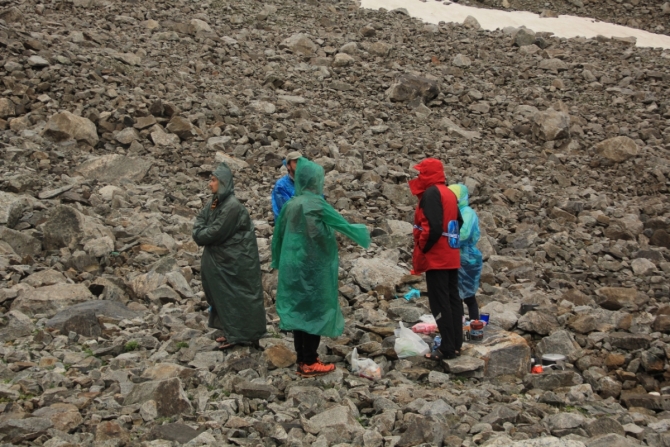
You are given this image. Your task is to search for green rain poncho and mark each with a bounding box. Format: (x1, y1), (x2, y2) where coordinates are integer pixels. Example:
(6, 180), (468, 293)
(192, 163), (266, 344)
(271, 158), (370, 337)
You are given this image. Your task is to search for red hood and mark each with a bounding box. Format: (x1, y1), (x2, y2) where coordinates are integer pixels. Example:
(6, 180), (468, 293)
(408, 158), (446, 197)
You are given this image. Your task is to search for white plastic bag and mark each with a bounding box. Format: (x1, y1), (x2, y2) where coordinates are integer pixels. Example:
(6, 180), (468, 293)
(420, 314), (436, 324)
(394, 322), (430, 358)
(351, 348), (382, 380)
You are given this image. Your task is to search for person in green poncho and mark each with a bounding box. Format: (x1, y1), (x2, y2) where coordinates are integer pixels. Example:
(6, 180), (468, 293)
(193, 163), (266, 350)
(271, 158), (370, 378)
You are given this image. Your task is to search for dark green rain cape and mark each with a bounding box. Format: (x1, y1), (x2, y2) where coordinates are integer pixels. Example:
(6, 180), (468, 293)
(192, 163), (266, 343)
(271, 158), (370, 338)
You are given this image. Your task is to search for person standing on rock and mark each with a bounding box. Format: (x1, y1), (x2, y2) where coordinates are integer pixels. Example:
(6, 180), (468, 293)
(448, 184), (482, 321)
(271, 158), (370, 378)
(192, 162), (266, 350)
(271, 151), (302, 220)
(408, 158), (463, 361)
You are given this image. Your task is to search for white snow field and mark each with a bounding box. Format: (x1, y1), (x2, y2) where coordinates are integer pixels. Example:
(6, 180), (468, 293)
(359, 0), (670, 50)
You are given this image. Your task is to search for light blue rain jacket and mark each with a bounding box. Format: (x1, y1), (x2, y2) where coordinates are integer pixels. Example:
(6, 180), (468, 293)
(448, 184), (483, 299)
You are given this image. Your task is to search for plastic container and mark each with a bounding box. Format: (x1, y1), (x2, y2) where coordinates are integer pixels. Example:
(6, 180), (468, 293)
(470, 320), (485, 342)
(541, 354), (566, 367)
(412, 323), (437, 334)
(480, 313), (490, 325)
(447, 220), (460, 249)
(432, 335), (442, 353)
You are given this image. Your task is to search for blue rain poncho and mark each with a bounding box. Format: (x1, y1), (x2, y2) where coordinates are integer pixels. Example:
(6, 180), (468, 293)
(271, 174), (295, 219)
(271, 158), (370, 337)
(448, 184), (482, 299)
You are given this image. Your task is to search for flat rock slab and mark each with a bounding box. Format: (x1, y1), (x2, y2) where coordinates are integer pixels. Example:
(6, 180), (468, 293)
(0, 417), (53, 444)
(350, 257), (409, 292)
(234, 381), (280, 400)
(484, 435), (587, 446)
(21, 269), (67, 287)
(304, 405), (364, 436)
(188, 351), (223, 370)
(620, 393), (666, 411)
(586, 433), (639, 447)
(443, 356), (485, 375)
(46, 300), (141, 331)
(141, 363), (195, 381)
(524, 370), (583, 391)
(75, 154), (153, 184)
(146, 423), (205, 444)
(12, 284), (94, 318)
(607, 332), (651, 350)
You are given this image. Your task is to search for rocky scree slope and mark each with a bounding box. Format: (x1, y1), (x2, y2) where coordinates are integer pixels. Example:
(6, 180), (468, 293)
(0, 0), (669, 446)
(464, 0), (670, 37)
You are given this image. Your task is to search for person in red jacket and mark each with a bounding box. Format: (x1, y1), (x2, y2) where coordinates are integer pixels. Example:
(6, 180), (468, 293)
(408, 158), (463, 360)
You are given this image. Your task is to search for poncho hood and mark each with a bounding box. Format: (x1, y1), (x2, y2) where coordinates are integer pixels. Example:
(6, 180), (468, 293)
(408, 158), (446, 198)
(294, 157), (324, 196)
(212, 162), (234, 204)
(448, 184), (469, 209)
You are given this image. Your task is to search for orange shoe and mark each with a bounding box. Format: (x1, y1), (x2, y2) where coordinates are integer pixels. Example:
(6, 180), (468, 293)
(297, 361), (336, 378)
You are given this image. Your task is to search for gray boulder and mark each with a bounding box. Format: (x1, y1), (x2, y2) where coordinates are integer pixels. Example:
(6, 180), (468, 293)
(386, 74), (439, 104)
(12, 284), (94, 317)
(594, 136), (638, 162)
(350, 257), (408, 293)
(279, 33), (317, 55)
(0, 227), (41, 257)
(0, 310), (35, 342)
(0, 417), (53, 444)
(124, 378), (192, 417)
(536, 330), (582, 360)
(46, 300), (140, 332)
(75, 154), (153, 184)
(0, 192), (30, 228)
(41, 205), (114, 251)
(42, 111), (98, 146)
(532, 109), (570, 141)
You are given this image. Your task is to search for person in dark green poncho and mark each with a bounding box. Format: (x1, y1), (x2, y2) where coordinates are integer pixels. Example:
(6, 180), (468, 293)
(193, 163), (266, 350)
(271, 158), (370, 377)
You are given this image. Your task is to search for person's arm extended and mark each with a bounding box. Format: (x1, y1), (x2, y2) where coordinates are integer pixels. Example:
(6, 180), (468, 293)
(320, 201), (370, 249)
(420, 186), (444, 254)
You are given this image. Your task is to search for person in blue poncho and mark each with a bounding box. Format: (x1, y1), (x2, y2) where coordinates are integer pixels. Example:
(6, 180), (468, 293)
(448, 184), (483, 320)
(271, 151), (302, 220)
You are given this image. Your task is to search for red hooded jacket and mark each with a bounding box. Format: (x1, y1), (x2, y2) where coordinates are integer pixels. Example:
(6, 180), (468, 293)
(408, 158), (461, 274)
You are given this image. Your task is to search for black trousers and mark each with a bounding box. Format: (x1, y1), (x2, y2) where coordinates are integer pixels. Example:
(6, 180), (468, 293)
(463, 296), (480, 320)
(293, 330), (321, 365)
(426, 269), (463, 356)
